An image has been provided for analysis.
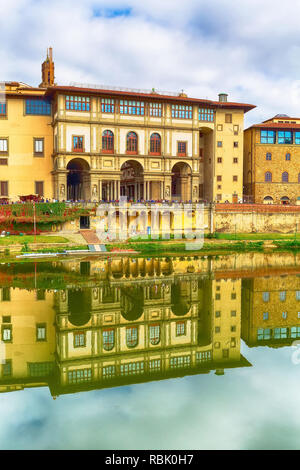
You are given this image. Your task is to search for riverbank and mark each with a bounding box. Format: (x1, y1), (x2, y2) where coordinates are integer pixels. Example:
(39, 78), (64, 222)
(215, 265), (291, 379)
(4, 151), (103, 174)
(1, 232), (300, 263)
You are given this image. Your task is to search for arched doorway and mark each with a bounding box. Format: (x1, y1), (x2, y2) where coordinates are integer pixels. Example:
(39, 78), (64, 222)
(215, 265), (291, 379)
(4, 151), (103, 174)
(281, 196), (290, 205)
(67, 158), (90, 201)
(120, 160), (144, 200)
(171, 162), (192, 201)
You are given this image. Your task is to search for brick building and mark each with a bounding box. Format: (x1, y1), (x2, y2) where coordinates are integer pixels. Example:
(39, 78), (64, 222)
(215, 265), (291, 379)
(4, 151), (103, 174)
(244, 115), (300, 205)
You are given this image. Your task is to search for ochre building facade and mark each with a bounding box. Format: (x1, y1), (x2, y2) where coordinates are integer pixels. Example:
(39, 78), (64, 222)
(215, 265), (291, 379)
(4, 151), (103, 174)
(0, 50), (255, 203)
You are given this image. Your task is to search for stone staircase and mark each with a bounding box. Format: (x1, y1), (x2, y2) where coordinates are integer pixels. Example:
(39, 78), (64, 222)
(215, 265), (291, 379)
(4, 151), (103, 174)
(80, 230), (107, 252)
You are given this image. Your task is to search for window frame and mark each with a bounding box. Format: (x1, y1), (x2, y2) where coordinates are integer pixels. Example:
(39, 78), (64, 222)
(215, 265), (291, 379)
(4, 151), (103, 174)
(35, 181), (44, 197)
(199, 108), (214, 122)
(0, 138), (8, 155)
(72, 135), (84, 153)
(172, 104), (193, 120)
(126, 327), (138, 348)
(120, 100), (144, 116)
(278, 130), (292, 144)
(1, 325), (12, 343)
(25, 98), (51, 116)
(101, 98), (114, 114)
(260, 130), (276, 144)
(265, 172), (272, 183)
(177, 141), (187, 157)
(73, 331), (86, 348)
(149, 133), (161, 155)
(126, 131), (138, 154)
(102, 130), (114, 153)
(103, 329), (115, 351)
(65, 95), (90, 112)
(33, 138), (44, 157)
(36, 323), (47, 342)
(0, 181), (8, 197)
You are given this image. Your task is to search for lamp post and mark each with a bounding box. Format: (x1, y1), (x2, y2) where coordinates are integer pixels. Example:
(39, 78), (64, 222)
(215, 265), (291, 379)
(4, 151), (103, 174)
(33, 200), (36, 244)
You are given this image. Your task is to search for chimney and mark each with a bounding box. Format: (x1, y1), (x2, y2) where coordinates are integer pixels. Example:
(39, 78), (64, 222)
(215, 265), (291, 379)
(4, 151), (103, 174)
(39, 47), (55, 88)
(218, 93), (228, 103)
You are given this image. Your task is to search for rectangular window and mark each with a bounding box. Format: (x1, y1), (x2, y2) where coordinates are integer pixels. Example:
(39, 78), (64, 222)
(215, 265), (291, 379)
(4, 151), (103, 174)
(35, 181), (44, 197)
(273, 327), (287, 339)
(172, 104), (193, 119)
(263, 292), (270, 302)
(28, 362), (54, 377)
(120, 361), (144, 376)
(296, 291), (300, 300)
(36, 324), (46, 341)
(0, 138), (8, 154)
(102, 365), (116, 379)
(34, 138), (44, 156)
(279, 291), (286, 301)
(149, 102), (162, 117)
(215, 311), (221, 318)
(0, 103), (6, 116)
(217, 157), (222, 163)
(196, 351), (212, 363)
(2, 325), (12, 342)
(233, 175), (238, 182)
(74, 332), (86, 347)
(170, 355), (191, 369)
(233, 158), (238, 163)
(177, 141), (187, 156)
(68, 368), (92, 384)
(257, 328), (271, 341)
(73, 136), (84, 152)
(260, 130), (275, 144)
(282, 312), (287, 319)
(263, 312), (269, 320)
(231, 310), (237, 317)
(225, 114), (232, 123)
(231, 292), (237, 299)
(66, 96), (90, 111)
(120, 100), (144, 116)
(199, 108), (214, 122)
(36, 289), (45, 301)
(2, 360), (12, 377)
(233, 125), (239, 135)
(26, 99), (51, 115)
(149, 359), (161, 371)
(0, 159), (7, 166)
(291, 326), (300, 338)
(101, 98), (114, 113)
(234, 142), (239, 148)
(217, 141), (223, 147)
(217, 175), (222, 181)
(278, 131), (292, 144)
(295, 132), (300, 144)
(176, 321), (186, 336)
(0, 181), (8, 197)
(2, 288), (10, 301)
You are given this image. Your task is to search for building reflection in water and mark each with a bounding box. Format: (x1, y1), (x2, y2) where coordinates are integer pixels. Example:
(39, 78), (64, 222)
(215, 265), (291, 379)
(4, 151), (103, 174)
(2, 256), (299, 397)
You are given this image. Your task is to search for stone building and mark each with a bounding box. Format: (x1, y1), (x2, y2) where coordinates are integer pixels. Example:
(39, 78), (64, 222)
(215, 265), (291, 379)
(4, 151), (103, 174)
(0, 49), (255, 203)
(244, 115), (300, 205)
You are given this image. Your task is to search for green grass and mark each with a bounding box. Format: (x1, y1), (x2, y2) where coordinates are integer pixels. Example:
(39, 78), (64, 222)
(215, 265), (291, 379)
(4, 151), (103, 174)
(107, 240), (264, 254)
(207, 232), (300, 241)
(0, 235), (70, 245)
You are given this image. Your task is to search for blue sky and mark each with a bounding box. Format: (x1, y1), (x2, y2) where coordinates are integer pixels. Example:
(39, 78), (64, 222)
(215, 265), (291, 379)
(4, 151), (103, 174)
(1, 0), (300, 126)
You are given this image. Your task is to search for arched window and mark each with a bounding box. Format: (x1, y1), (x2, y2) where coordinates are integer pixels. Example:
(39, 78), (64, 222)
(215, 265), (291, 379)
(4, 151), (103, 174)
(126, 327), (138, 348)
(263, 196), (274, 205)
(265, 172), (272, 182)
(150, 133), (161, 154)
(286, 153), (291, 161)
(149, 325), (160, 345)
(103, 329), (115, 351)
(282, 172), (289, 182)
(102, 130), (114, 153)
(127, 132), (138, 154)
(266, 152), (272, 161)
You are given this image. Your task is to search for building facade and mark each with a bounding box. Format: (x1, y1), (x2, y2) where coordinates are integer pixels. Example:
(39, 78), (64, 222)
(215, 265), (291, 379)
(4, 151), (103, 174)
(0, 50), (255, 203)
(244, 115), (300, 205)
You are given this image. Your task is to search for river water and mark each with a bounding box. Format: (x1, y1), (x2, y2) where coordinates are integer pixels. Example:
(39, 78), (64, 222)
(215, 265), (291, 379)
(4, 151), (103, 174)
(0, 252), (300, 450)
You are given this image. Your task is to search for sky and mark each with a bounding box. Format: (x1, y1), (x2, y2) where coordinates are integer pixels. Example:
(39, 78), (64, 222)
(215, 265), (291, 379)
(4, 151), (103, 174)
(1, 0), (300, 126)
(0, 343), (300, 450)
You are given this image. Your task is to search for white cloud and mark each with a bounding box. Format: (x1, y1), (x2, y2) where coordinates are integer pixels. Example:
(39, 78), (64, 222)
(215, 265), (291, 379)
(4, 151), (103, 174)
(1, 1), (300, 123)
